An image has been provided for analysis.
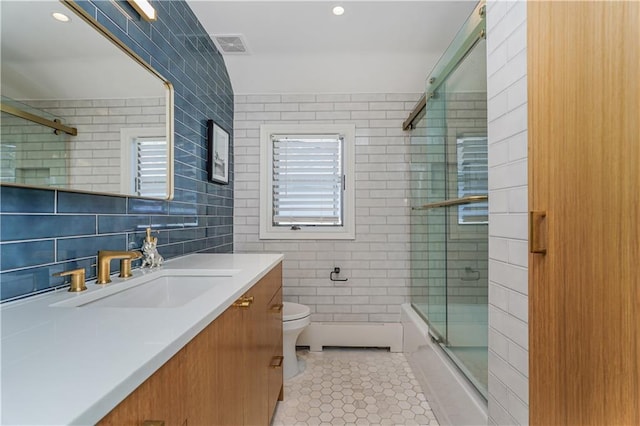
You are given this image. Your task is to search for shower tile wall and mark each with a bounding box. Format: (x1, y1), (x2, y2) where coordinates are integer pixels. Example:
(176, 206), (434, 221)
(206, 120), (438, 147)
(410, 92), (488, 326)
(1, 112), (68, 186)
(233, 93), (421, 323)
(1, 97), (165, 193)
(486, 0), (529, 424)
(0, 0), (234, 302)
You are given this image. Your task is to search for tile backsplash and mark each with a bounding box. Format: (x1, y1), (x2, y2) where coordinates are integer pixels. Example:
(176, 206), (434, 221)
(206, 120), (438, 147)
(0, 1), (234, 301)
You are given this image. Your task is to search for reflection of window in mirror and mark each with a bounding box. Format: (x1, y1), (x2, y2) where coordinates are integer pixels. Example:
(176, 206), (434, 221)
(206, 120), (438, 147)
(120, 128), (166, 197)
(456, 135), (488, 225)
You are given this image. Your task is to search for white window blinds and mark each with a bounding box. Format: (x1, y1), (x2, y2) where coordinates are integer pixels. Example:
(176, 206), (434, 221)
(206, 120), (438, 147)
(456, 136), (488, 224)
(271, 134), (344, 226)
(135, 137), (167, 198)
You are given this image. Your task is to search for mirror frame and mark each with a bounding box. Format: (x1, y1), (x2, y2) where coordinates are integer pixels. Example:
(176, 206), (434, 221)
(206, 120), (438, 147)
(0, 0), (174, 200)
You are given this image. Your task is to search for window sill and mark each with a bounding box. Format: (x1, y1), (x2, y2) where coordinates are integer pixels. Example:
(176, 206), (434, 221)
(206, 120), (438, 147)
(259, 228), (355, 240)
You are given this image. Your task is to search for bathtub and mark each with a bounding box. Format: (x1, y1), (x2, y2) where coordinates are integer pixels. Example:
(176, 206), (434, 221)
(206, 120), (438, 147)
(401, 303), (488, 426)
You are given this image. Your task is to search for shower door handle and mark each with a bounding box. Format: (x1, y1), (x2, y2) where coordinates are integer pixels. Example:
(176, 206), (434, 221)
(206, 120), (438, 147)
(529, 211), (547, 254)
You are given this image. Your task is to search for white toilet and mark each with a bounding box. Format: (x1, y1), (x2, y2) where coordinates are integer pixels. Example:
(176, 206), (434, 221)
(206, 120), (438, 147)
(282, 302), (311, 380)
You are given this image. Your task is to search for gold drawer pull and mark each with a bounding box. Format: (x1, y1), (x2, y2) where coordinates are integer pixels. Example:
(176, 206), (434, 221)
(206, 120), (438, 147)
(270, 355), (284, 369)
(270, 303), (283, 313)
(233, 296), (254, 308)
(142, 421), (165, 426)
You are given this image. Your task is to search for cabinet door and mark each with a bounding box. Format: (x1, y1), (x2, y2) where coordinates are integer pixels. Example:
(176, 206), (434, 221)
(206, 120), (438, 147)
(215, 304), (246, 426)
(244, 264), (282, 425)
(528, 1), (640, 424)
(267, 288), (284, 415)
(98, 350), (187, 426)
(184, 313), (219, 425)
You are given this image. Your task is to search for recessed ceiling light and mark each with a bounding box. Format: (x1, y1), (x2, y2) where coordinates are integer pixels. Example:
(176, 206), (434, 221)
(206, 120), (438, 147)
(52, 12), (70, 22)
(332, 6), (345, 16)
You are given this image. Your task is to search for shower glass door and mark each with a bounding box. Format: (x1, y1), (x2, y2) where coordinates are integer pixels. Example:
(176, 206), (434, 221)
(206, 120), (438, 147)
(410, 15), (488, 398)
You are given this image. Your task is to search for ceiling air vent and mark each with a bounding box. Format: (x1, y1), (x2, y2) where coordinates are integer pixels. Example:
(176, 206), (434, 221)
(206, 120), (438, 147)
(212, 34), (249, 54)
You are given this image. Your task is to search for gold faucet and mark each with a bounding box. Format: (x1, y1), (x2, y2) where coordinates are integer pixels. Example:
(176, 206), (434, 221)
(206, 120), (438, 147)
(97, 250), (142, 284)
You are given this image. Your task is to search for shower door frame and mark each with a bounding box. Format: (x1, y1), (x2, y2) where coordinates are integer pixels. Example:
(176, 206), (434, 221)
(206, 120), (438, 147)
(409, 0), (488, 399)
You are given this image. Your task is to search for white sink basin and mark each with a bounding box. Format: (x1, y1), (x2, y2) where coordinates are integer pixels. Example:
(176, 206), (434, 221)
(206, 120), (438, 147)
(52, 270), (239, 309)
(80, 275), (228, 308)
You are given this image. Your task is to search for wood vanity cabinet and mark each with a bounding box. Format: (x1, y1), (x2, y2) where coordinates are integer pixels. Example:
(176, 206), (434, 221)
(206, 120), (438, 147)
(98, 263), (283, 426)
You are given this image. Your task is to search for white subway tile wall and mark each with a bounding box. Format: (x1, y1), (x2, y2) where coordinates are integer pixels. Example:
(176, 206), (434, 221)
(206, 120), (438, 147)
(486, 1), (529, 425)
(1, 112), (68, 186)
(2, 98), (165, 194)
(234, 93), (421, 323)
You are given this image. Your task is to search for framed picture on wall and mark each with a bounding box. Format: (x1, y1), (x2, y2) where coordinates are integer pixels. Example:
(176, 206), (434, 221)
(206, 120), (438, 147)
(207, 120), (230, 184)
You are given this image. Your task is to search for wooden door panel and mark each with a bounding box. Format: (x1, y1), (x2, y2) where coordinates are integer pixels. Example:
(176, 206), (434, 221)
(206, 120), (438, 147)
(215, 305), (246, 426)
(529, 1), (640, 425)
(184, 315), (219, 425)
(268, 288), (284, 416)
(98, 350), (187, 426)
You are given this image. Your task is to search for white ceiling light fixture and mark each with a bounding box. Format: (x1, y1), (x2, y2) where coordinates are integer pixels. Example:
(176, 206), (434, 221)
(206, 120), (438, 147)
(127, 0), (157, 22)
(332, 6), (345, 16)
(52, 12), (70, 23)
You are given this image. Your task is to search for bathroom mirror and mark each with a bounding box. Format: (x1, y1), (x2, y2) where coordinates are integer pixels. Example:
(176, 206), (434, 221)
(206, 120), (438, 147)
(0, 1), (174, 199)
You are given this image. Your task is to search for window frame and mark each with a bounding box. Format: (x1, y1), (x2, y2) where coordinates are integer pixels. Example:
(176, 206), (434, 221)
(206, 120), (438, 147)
(259, 123), (355, 240)
(120, 127), (167, 197)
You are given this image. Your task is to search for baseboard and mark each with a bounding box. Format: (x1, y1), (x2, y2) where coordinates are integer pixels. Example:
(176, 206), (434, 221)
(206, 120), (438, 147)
(296, 322), (403, 352)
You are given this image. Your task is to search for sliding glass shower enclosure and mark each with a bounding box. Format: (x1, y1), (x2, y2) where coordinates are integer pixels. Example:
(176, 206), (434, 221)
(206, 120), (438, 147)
(409, 2), (488, 398)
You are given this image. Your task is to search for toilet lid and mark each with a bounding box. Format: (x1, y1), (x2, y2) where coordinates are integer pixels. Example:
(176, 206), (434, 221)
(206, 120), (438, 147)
(283, 302), (310, 321)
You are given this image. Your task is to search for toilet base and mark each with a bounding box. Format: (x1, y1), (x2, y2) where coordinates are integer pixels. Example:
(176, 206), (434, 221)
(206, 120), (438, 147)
(283, 347), (307, 380)
(283, 339), (302, 380)
(282, 302), (311, 380)
(283, 317), (310, 380)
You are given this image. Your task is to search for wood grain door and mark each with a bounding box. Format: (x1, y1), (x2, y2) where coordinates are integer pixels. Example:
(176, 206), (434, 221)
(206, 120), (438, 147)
(215, 305), (246, 426)
(528, 1), (640, 425)
(98, 350), (188, 426)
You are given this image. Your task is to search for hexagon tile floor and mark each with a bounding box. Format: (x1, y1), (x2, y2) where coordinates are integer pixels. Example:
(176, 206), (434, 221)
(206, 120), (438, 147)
(271, 348), (440, 426)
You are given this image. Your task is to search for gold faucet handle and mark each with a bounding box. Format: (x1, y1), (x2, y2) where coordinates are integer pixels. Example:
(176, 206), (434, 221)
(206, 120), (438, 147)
(53, 268), (87, 292)
(119, 252), (141, 279)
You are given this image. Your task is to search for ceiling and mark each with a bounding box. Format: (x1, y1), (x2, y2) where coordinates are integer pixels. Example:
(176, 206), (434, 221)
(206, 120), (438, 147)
(1, 1), (164, 100)
(187, 0), (478, 94)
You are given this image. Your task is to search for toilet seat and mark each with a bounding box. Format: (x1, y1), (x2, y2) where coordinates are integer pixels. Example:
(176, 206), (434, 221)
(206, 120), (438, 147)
(283, 302), (310, 322)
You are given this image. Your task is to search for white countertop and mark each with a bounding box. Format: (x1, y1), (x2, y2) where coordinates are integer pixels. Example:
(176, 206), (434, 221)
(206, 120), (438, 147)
(0, 253), (283, 425)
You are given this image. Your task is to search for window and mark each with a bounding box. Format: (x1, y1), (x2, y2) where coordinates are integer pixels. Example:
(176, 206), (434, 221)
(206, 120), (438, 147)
(456, 136), (488, 224)
(260, 124), (355, 239)
(134, 137), (167, 197)
(120, 127), (167, 198)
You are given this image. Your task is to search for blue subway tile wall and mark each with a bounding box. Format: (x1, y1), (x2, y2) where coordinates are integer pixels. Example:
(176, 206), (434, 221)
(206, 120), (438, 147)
(0, 187), (55, 213)
(0, 0), (234, 302)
